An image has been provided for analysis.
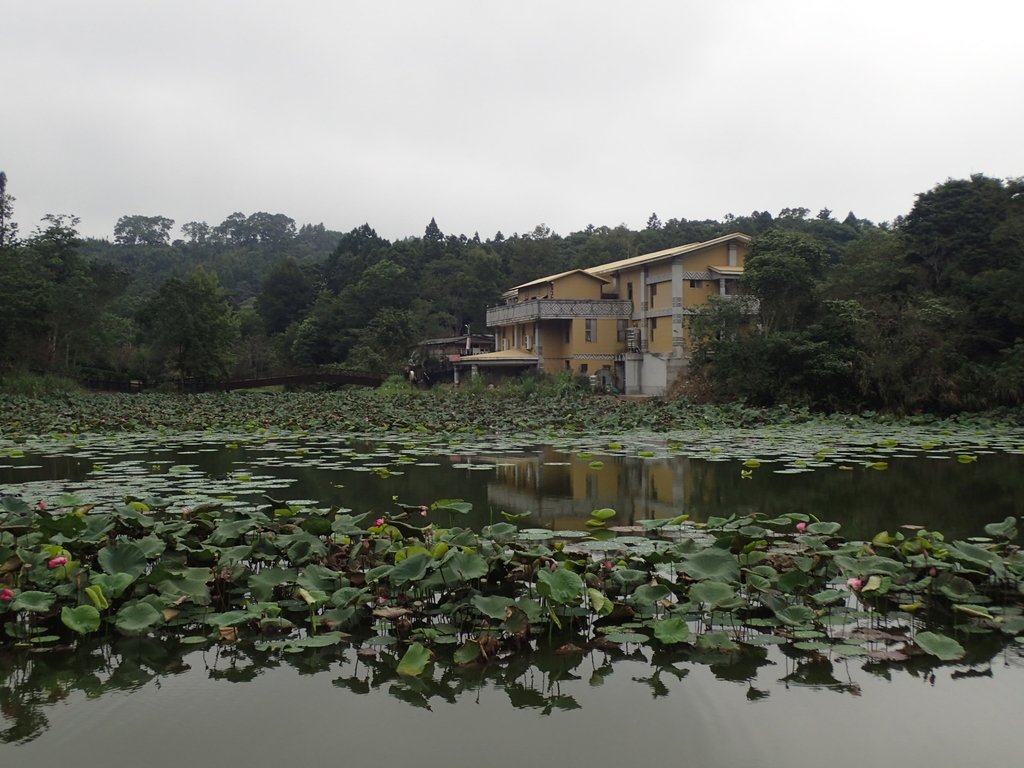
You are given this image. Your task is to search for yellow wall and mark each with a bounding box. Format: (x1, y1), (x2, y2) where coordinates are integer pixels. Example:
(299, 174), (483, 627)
(648, 316), (674, 354)
(552, 272), (606, 300)
(493, 237), (749, 365)
(648, 280), (671, 311)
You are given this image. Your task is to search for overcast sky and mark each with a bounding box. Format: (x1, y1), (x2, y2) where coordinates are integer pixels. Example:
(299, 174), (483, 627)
(4, 0), (1022, 243)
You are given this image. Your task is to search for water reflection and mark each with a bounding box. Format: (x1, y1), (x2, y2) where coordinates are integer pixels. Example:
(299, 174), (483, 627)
(3, 437), (1023, 541)
(3, 629), (1021, 749)
(480, 449), (1024, 540)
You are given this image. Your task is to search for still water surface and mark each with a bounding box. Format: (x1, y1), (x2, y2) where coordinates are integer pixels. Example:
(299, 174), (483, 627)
(2, 428), (1023, 764)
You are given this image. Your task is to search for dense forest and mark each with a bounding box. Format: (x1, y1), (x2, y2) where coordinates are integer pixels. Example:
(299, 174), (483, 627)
(0, 171), (1021, 412)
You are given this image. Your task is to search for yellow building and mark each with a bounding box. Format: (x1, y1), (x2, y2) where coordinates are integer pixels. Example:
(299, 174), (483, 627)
(460, 232), (751, 395)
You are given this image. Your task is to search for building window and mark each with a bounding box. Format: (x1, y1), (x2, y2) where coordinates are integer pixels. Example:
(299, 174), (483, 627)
(564, 323), (571, 343)
(649, 283), (657, 302)
(585, 318), (596, 342)
(580, 364), (588, 374)
(616, 318), (627, 341)
(627, 282), (633, 301)
(724, 280), (740, 295)
(689, 279), (703, 289)
(649, 317), (657, 343)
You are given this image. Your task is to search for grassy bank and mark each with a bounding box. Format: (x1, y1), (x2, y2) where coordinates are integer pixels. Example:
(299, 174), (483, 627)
(2, 384), (1022, 437)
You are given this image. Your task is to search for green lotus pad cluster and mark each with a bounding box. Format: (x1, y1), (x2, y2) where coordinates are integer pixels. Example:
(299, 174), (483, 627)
(1, 494), (1021, 674)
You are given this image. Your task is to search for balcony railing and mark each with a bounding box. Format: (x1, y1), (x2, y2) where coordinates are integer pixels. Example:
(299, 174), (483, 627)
(487, 299), (633, 326)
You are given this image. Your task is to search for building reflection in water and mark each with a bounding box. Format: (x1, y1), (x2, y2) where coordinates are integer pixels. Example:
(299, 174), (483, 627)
(482, 447), (696, 529)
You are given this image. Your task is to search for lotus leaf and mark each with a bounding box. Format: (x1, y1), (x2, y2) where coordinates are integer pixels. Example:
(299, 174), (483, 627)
(774, 605), (818, 627)
(695, 631), (739, 651)
(114, 602), (164, 635)
(652, 617), (691, 644)
(454, 641), (482, 664)
(679, 548), (740, 582)
(11, 590), (56, 613)
(984, 516), (1018, 540)
(247, 567), (296, 601)
(587, 588), (612, 616)
(391, 553), (432, 586)
(61, 604), (101, 634)
(688, 580), (736, 608)
(440, 551), (488, 582)
(97, 541), (149, 579)
(397, 642), (432, 676)
(632, 583), (672, 606)
(602, 631), (650, 644)
(472, 595), (515, 619)
(915, 631), (966, 661)
(537, 567), (584, 605)
(948, 541), (1007, 578)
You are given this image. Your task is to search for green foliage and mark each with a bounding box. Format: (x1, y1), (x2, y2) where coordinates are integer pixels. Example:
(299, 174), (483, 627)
(690, 175), (1024, 412)
(3, 173), (1023, 407)
(143, 267), (240, 379)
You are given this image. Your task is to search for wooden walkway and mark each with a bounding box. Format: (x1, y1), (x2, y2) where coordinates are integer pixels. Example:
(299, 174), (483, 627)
(209, 369), (384, 391)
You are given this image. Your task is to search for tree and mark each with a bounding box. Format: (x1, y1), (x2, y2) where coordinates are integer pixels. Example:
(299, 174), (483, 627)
(423, 217), (444, 261)
(345, 308), (416, 375)
(246, 212), (296, 245)
(901, 174), (1017, 292)
(144, 267), (240, 379)
(257, 257), (314, 335)
(181, 221), (212, 245)
(0, 171), (17, 248)
(743, 229), (827, 335)
(114, 215), (175, 246)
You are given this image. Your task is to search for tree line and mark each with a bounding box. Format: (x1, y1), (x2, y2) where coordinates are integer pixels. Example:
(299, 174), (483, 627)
(0, 170), (1021, 411)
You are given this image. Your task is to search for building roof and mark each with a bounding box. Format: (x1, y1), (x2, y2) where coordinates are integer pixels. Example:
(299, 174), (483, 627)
(453, 349), (538, 366)
(586, 232), (752, 277)
(709, 265), (745, 276)
(512, 268), (610, 292)
(418, 334), (494, 346)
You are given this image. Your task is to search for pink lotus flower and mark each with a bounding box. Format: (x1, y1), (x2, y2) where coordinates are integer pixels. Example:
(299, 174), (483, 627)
(37, 500), (48, 511)
(419, 505), (428, 517)
(847, 577), (864, 591)
(602, 560), (614, 572)
(0, 588), (14, 602)
(374, 517), (385, 528)
(795, 522), (807, 533)
(48, 556), (68, 569)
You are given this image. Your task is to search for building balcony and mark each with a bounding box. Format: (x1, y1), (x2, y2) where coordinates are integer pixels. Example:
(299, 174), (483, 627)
(487, 299), (633, 326)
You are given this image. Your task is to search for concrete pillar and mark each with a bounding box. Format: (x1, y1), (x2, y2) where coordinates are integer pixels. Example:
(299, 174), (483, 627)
(671, 260), (684, 356)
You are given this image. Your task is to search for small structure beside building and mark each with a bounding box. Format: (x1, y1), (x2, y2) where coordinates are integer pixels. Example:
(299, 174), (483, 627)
(462, 233), (752, 395)
(408, 333), (495, 386)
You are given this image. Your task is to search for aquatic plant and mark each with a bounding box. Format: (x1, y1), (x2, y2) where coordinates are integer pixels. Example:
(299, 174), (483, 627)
(1, 493), (1020, 675)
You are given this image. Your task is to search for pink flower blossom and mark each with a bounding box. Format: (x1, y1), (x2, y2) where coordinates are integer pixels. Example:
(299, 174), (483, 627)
(795, 522), (807, 533)
(419, 505), (429, 517)
(847, 577), (864, 591)
(48, 556), (68, 569)
(374, 517), (385, 528)
(0, 588), (14, 602)
(37, 500), (48, 511)
(602, 560), (613, 572)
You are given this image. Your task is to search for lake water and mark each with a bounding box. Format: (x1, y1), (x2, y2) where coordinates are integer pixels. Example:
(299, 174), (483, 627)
(2, 425), (1023, 764)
